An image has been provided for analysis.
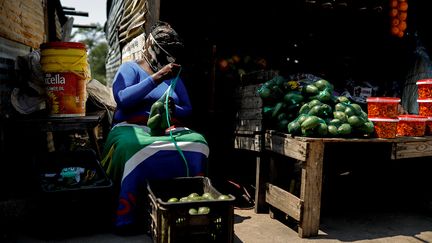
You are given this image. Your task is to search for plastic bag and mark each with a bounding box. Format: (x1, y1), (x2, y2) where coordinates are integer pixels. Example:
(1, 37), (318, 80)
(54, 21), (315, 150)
(287, 114), (328, 137)
(147, 90), (173, 136)
(402, 36), (432, 114)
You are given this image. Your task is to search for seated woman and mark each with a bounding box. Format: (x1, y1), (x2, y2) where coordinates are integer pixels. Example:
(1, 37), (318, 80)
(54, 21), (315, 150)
(101, 21), (209, 231)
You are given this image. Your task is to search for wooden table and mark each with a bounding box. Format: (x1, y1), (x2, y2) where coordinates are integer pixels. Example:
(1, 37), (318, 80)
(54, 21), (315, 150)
(8, 110), (108, 158)
(256, 131), (432, 238)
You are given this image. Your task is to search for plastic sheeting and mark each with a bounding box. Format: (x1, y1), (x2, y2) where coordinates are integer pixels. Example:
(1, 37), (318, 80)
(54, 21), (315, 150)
(401, 38), (432, 114)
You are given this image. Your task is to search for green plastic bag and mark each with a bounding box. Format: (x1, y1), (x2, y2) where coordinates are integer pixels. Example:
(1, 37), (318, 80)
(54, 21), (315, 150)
(147, 89), (176, 136)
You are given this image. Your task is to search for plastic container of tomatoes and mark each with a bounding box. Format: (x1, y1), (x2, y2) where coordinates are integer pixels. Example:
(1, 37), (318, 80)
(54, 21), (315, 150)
(366, 97), (401, 118)
(417, 99), (432, 116)
(416, 79), (432, 99)
(396, 115), (428, 137)
(369, 117), (399, 139)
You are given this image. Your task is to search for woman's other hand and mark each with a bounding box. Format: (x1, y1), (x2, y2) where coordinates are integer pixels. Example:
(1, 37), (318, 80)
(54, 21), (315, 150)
(152, 63), (181, 84)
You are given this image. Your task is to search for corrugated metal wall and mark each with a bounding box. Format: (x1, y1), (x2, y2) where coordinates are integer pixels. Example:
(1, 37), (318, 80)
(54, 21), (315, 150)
(118, 0), (147, 45)
(105, 0), (125, 86)
(105, 0), (158, 86)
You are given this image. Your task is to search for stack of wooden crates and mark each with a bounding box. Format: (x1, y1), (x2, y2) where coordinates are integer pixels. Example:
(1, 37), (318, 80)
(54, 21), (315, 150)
(233, 70), (277, 212)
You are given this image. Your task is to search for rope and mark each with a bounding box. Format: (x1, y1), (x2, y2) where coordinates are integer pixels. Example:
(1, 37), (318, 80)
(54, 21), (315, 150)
(43, 53), (90, 80)
(163, 67), (190, 177)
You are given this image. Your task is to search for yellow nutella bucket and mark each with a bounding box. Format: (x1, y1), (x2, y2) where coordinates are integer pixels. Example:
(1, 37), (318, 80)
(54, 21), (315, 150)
(40, 42), (90, 117)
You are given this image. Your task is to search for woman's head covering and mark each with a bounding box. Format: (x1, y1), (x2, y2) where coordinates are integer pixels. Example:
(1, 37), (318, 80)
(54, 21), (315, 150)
(143, 21), (184, 72)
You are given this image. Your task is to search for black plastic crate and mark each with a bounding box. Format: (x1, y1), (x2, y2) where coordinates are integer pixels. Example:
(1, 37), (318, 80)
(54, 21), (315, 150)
(36, 149), (112, 195)
(29, 149), (114, 236)
(147, 176), (235, 243)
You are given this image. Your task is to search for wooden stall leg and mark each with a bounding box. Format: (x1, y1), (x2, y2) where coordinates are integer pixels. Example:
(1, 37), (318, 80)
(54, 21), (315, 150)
(298, 141), (324, 238)
(268, 156), (277, 218)
(255, 153), (269, 213)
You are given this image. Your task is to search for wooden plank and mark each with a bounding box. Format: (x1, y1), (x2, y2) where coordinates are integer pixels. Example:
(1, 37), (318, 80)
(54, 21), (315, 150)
(255, 155), (269, 213)
(265, 183), (302, 221)
(235, 119), (263, 132)
(298, 140), (324, 238)
(265, 132), (308, 161)
(240, 70), (278, 85)
(234, 130), (256, 136)
(234, 134), (261, 152)
(236, 108), (263, 120)
(234, 84), (261, 98)
(235, 96), (262, 109)
(392, 140), (432, 159)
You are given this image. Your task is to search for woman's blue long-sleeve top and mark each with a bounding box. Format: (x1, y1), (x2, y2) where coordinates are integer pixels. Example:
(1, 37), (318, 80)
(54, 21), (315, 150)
(112, 61), (192, 124)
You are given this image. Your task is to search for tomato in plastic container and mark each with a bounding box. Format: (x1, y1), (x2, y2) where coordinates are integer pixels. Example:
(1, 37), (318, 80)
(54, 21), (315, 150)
(396, 115), (428, 137)
(366, 97), (401, 118)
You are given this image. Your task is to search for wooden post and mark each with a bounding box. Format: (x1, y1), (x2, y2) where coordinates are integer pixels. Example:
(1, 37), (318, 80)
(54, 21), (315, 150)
(254, 153), (269, 213)
(268, 156), (277, 218)
(298, 140), (324, 238)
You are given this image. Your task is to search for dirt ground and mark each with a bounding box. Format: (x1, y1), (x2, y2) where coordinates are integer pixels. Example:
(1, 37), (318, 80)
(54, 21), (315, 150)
(2, 149), (432, 243)
(6, 206), (432, 243)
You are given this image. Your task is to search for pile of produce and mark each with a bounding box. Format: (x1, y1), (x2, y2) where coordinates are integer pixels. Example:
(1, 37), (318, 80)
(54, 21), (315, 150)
(258, 75), (374, 137)
(166, 192), (232, 215)
(390, 0), (408, 38)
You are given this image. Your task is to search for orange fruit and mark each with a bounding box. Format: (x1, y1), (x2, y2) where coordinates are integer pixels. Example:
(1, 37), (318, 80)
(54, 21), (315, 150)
(391, 26), (400, 36)
(398, 21), (407, 31)
(231, 54), (241, 64)
(390, 8), (398, 17)
(398, 11), (407, 21)
(398, 2), (408, 11)
(392, 18), (400, 26)
(218, 59), (229, 72)
(390, 0), (398, 8)
(397, 31), (404, 38)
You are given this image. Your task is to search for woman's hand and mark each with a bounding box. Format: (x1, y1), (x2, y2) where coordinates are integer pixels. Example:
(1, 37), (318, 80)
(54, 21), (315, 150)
(151, 63), (181, 84)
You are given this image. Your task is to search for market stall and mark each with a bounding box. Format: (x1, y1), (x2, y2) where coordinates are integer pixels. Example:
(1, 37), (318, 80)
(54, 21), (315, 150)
(262, 131), (432, 237)
(233, 69), (432, 237)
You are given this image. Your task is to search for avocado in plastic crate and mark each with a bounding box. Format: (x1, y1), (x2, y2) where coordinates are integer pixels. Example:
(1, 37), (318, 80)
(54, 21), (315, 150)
(147, 176), (235, 243)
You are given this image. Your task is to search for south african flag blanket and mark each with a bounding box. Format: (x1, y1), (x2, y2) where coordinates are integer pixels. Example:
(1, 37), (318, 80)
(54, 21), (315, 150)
(101, 123), (209, 228)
